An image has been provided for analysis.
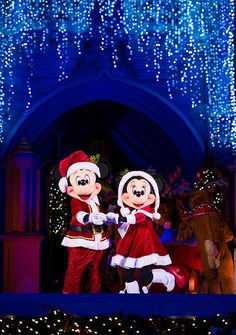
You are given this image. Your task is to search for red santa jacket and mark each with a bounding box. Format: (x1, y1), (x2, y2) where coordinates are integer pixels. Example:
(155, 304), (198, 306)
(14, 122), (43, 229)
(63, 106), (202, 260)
(61, 197), (110, 250)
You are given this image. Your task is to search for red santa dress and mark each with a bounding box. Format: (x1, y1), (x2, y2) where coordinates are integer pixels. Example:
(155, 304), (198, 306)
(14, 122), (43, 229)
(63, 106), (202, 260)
(111, 205), (171, 269)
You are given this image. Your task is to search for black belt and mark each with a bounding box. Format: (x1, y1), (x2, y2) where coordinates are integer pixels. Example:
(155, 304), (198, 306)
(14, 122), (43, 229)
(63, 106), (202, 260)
(69, 224), (105, 233)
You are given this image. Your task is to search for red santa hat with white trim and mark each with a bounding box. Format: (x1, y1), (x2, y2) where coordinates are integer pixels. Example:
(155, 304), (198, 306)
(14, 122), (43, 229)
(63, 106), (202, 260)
(117, 170), (161, 220)
(58, 150), (100, 193)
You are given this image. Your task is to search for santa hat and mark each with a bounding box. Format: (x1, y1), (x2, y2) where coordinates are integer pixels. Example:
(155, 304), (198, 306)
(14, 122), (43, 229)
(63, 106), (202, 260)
(58, 151), (100, 193)
(117, 171), (161, 220)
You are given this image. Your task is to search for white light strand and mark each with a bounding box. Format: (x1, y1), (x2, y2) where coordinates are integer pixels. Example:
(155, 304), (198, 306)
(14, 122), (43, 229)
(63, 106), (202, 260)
(0, 0), (234, 152)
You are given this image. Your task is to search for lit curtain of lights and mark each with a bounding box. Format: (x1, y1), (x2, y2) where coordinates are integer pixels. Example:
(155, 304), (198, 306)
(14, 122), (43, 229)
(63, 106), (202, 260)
(0, 0), (235, 151)
(1, 310), (236, 334)
(48, 170), (69, 236)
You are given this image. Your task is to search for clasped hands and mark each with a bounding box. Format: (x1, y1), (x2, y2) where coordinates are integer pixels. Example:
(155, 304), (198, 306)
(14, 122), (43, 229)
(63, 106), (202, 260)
(89, 212), (125, 225)
(105, 212), (127, 225)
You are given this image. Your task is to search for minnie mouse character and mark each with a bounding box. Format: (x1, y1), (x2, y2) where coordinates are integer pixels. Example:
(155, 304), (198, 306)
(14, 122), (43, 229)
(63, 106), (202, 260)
(58, 150), (110, 293)
(107, 171), (175, 293)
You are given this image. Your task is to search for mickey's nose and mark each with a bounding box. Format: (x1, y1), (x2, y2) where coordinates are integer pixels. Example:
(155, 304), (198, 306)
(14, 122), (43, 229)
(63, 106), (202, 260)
(80, 179), (87, 186)
(135, 191), (142, 197)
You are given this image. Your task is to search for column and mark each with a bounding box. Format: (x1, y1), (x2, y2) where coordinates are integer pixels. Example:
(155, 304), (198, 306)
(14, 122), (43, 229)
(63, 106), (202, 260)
(4, 138), (42, 233)
(0, 138), (44, 293)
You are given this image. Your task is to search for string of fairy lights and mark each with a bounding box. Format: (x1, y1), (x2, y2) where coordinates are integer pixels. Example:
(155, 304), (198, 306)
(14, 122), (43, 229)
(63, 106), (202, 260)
(0, 310), (236, 334)
(0, 0), (235, 151)
(48, 171), (69, 236)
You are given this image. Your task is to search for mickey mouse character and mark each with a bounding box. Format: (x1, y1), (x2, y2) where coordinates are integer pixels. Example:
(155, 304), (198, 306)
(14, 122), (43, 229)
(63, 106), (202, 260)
(58, 150), (110, 293)
(108, 171), (175, 293)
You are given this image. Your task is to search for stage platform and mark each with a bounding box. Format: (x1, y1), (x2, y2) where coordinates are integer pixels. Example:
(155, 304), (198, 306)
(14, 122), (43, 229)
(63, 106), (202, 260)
(1, 294), (236, 318)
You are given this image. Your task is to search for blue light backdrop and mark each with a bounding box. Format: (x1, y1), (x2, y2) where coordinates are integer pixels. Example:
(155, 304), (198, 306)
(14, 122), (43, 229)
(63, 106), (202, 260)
(0, 0), (235, 151)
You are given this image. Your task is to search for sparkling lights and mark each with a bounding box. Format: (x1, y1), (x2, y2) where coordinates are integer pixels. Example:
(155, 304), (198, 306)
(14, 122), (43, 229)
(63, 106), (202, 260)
(48, 170), (69, 236)
(0, 310), (236, 334)
(0, 0), (235, 151)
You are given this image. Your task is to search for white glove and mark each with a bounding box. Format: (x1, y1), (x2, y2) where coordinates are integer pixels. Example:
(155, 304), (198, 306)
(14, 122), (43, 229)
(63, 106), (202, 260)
(89, 213), (106, 225)
(106, 212), (119, 224)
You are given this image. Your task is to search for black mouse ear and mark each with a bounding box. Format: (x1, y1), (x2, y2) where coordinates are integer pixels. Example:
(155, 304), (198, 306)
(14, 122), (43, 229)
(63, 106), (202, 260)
(113, 168), (130, 190)
(97, 160), (111, 180)
(114, 175), (122, 190)
(153, 173), (167, 195)
(51, 164), (61, 182)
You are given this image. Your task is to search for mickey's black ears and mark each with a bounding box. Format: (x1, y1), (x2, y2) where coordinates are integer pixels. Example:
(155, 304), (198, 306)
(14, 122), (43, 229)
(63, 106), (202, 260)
(50, 161), (111, 182)
(97, 160), (111, 181)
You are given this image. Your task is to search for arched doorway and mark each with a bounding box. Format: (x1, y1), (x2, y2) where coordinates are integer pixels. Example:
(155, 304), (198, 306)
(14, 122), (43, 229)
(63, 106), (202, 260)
(0, 76), (204, 178)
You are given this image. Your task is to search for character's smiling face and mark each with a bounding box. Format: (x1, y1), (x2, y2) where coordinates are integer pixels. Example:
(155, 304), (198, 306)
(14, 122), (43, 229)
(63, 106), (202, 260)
(67, 169), (101, 201)
(121, 177), (155, 209)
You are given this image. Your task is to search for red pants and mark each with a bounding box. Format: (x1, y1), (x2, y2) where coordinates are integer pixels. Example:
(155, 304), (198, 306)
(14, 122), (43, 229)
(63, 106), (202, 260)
(63, 247), (106, 293)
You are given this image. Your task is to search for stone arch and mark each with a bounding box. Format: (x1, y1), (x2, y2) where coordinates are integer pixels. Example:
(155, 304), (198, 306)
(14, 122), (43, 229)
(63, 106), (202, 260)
(0, 76), (204, 180)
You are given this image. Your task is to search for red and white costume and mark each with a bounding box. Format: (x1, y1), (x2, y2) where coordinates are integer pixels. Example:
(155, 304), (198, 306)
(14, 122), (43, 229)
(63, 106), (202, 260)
(58, 150), (110, 293)
(109, 170), (174, 293)
(62, 197), (109, 250)
(111, 205), (171, 269)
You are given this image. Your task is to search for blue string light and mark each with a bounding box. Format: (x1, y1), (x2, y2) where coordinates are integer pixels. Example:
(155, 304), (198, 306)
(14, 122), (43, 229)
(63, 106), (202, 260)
(0, 0), (235, 152)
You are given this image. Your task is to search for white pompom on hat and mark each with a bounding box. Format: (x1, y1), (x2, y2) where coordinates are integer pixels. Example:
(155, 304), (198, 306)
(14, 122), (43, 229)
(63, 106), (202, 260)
(58, 150), (100, 193)
(117, 170), (161, 220)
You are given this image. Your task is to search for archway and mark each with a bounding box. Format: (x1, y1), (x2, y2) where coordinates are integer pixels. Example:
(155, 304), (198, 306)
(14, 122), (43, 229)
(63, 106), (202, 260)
(0, 76), (204, 181)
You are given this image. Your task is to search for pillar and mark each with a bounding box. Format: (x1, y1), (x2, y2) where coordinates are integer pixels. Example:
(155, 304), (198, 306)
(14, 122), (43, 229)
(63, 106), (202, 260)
(4, 138), (42, 233)
(0, 138), (44, 293)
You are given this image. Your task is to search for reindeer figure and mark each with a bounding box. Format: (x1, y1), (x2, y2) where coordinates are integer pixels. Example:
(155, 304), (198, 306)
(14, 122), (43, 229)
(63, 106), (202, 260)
(176, 170), (234, 294)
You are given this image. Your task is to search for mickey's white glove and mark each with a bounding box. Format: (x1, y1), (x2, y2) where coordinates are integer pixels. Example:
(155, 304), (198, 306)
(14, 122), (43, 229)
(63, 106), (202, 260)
(106, 212), (119, 224)
(89, 213), (106, 225)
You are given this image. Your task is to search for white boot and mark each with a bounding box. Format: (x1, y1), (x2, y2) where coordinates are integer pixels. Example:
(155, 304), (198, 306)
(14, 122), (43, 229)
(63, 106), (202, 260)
(120, 280), (140, 294)
(151, 269), (175, 292)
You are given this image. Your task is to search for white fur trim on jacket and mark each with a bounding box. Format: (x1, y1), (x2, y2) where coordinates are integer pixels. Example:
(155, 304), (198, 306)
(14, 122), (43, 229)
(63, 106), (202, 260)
(76, 211), (89, 224)
(136, 209), (161, 220)
(124, 214), (136, 224)
(86, 197), (100, 210)
(61, 235), (110, 250)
